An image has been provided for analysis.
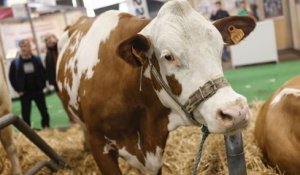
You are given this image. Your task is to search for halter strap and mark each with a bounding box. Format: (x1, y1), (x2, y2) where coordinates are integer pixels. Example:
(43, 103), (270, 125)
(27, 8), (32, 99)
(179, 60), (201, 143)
(149, 59), (229, 125)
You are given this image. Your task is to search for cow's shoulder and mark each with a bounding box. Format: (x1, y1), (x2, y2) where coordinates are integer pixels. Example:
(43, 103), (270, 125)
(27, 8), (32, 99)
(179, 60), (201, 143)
(255, 76), (300, 147)
(100, 12), (150, 47)
(116, 13), (150, 36)
(270, 76), (300, 107)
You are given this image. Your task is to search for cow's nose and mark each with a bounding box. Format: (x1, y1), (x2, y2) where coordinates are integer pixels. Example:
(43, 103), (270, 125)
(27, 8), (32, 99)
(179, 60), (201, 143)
(216, 105), (250, 130)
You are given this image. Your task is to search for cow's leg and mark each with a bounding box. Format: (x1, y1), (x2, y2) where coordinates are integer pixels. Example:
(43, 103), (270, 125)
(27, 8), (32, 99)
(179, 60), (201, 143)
(78, 123), (90, 151)
(0, 126), (22, 175)
(71, 116), (90, 151)
(82, 126), (90, 151)
(87, 132), (122, 175)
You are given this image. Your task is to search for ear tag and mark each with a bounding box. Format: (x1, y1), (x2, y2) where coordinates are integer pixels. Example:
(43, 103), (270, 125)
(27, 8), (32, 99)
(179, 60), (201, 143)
(228, 25), (245, 44)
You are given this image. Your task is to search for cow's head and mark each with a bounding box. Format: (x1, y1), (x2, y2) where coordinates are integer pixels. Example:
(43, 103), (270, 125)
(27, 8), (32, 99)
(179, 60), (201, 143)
(117, 0), (255, 134)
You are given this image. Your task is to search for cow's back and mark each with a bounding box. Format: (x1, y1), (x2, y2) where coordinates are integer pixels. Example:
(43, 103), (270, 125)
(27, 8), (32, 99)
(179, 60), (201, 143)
(57, 11), (150, 122)
(254, 76), (300, 175)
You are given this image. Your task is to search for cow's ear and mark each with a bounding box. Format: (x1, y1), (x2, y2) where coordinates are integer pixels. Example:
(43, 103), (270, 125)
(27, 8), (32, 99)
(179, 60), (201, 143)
(213, 16), (256, 45)
(117, 34), (151, 67)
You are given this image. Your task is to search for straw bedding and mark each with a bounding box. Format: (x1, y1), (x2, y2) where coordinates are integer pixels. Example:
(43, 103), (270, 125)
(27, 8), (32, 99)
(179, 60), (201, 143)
(0, 102), (280, 175)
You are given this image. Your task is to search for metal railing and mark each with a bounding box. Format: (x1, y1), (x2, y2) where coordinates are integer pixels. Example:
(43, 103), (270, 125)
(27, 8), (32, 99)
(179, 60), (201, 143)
(0, 113), (69, 175)
(225, 132), (247, 175)
(1, 113), (247, 175)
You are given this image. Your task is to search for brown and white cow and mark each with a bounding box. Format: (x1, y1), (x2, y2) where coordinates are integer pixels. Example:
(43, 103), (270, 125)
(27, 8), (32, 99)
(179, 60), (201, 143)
(0, 57), (22, 175)
(255, 76), (300, 175)
(57, 0), (255, 174)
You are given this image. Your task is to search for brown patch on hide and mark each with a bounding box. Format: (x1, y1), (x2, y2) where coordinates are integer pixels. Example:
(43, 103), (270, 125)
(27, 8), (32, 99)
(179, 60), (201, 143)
(166, 74), (182, 96)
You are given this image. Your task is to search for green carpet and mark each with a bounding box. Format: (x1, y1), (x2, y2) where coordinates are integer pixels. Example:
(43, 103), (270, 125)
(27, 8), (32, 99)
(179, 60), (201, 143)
(12, 93), (69, 129)
(225, 60), (300, 102)
(11, 60), (300, 128)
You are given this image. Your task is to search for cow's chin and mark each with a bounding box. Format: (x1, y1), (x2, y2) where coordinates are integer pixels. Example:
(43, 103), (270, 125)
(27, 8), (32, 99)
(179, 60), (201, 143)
(204, 119), (250, 135)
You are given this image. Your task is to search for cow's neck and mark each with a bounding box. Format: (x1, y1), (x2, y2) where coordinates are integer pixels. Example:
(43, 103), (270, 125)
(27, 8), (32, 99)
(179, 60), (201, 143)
(139, 65), (172, 145)
(141, 58), (193, 132)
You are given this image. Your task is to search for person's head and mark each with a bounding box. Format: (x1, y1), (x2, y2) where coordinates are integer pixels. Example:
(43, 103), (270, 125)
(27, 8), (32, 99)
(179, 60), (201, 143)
(215, 1), (222, 10)
(239, 1), (247, 10)
(45, 34), (58, 48)
(250, 3), (258, 12)
(18, 39), (32, 59)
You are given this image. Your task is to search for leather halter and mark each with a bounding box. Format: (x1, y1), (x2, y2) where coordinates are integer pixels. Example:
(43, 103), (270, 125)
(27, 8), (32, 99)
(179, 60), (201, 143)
(148, 58), (229, 126)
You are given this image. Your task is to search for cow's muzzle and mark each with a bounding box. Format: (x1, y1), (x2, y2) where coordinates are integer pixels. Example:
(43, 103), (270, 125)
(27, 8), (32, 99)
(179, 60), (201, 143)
(216, 99), (250, 133)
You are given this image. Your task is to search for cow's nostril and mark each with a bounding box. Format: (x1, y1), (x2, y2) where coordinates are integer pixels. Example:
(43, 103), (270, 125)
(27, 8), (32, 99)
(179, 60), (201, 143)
(217, 110), (233, 122)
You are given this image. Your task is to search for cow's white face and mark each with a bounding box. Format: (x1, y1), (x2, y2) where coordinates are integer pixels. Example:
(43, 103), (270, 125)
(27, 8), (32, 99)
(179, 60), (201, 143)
(118, 0), (256, 134)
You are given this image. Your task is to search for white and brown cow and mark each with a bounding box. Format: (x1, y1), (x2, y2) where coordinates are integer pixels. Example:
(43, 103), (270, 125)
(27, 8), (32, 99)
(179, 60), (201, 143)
(0, 57), (22, 174)
(255, 76), (300, 175)
(57, 0), (255, 174)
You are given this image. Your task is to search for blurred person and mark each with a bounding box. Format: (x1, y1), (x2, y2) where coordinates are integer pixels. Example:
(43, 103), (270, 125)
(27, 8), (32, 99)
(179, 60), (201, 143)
(45, 34), (59, 91)
(249, 3), (259, 21)
(9, 39), (50, 128)
(210, 1), (229, 21)
(237, 0), (249, 16)
(210, 1), (230, 62)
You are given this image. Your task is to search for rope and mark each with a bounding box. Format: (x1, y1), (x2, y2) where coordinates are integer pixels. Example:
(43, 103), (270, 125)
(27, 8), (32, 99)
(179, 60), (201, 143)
(192, 125), (210, 175)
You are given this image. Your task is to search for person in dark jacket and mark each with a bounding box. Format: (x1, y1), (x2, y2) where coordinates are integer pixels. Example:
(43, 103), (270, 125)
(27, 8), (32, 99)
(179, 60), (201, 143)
(210, 1), (230, 62)
(210, 1), (230, 21)
(45, 34), (59, 91)
(250, 3), (259, 21)
(9, 39), (50, 128)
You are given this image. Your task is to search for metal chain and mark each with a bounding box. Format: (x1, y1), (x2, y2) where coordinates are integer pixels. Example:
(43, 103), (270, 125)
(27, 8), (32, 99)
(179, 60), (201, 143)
(192, 125), (210, 175)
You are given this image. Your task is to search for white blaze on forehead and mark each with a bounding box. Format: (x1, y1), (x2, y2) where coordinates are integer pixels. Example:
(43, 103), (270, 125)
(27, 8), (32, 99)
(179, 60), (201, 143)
(271, 88), (300, 105)
(140, 0), (224, 105)
(57, 10), (120, 111)
(138, 0), (231, 131)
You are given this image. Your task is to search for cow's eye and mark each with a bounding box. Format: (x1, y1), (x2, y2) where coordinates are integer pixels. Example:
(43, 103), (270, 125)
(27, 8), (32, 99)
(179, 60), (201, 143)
(164, 54), (174, 61)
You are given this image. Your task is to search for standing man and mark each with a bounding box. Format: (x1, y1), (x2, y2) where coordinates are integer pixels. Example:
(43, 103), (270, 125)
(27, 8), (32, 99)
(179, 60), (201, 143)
(45, 34), (59, 91)
(210, 1), (230, 62)
(9, 39), (50, 128)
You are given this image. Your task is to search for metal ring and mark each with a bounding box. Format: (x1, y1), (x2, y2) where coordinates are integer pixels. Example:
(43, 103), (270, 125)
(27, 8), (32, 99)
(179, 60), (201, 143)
(228, 25), (236, 32)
